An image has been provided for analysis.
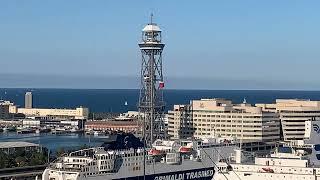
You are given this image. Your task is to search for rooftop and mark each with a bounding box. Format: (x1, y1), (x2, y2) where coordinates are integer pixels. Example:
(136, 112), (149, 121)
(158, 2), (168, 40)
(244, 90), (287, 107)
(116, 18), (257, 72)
(142, 24), (161, 32)
(86, 120), (138, 126)
(0, 141), (39, 149)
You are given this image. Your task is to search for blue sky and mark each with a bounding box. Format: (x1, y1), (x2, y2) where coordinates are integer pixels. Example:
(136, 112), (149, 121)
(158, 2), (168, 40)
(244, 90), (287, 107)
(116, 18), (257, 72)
(1, 0), (320, 89)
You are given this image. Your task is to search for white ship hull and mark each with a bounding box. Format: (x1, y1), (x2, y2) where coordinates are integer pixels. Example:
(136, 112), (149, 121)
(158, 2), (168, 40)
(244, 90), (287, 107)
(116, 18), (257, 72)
(44, 166), (214, 180)
(214, 170), (320, 180)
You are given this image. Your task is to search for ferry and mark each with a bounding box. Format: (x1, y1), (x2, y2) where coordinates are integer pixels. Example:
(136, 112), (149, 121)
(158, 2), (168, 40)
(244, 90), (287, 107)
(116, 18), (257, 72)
(42, 135), (237, 180)
(214, 120), (320, 180)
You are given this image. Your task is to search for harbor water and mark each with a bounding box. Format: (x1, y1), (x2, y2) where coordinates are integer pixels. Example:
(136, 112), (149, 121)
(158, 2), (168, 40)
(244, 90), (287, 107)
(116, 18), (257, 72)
(0, 132), (107, 151)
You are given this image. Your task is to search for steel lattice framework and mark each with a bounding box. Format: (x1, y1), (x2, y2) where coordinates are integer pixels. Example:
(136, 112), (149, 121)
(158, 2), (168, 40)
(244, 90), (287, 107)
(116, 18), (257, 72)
(138, 16), (165, 145)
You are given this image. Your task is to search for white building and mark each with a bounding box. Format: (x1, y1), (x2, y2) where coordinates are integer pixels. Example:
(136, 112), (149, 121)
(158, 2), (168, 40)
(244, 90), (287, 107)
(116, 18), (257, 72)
(23, 119), (84, 129)
(22, 119), (42, 127)
(257, 99), (320, 142)
(25, 92), (33, 109)
(168, 98), (280, 143)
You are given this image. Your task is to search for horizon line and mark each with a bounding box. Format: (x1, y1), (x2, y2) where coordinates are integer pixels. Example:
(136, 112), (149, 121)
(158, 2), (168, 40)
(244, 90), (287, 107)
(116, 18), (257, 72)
(0, 87), (320, 92)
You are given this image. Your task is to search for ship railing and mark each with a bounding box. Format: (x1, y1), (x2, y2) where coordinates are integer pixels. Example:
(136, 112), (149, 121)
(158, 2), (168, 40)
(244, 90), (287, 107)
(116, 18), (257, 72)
(109, 148), (145, 157)
(69, 148), (99, 157)
(66, 155), (95, 158)
(49, 155), (66, 164)
(199, 143), (238, 148)
(111, 148), (145, 153)
(48, 164), (82, 172)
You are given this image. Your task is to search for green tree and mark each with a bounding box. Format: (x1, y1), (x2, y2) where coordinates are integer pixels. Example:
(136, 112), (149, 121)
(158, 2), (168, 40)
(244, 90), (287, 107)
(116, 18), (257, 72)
(15, 156), (27, 167)
(0, 151), (9, 168)
(30, 152), (46, 166)
(56, 147), (65, 157)
(0, 147), (49, 169)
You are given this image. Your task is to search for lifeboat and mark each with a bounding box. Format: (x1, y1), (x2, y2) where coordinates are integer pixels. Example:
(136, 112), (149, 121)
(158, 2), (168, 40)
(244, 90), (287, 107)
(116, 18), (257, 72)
(179, 147), (192, 153)
(262, 167), (274, 173)
(148, 149), (162, 156)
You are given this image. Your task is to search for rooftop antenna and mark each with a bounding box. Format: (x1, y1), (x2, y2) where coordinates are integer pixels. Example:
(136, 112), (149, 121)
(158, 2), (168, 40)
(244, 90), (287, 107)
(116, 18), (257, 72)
(150, 13), (153, 24)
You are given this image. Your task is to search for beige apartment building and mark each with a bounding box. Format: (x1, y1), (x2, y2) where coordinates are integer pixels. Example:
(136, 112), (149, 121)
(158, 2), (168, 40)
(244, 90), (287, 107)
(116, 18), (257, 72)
(257, 99), (320, 141)
(17, 107), (89, 120)
(0, 100), (89, 120)
(168, 99), (280, 143)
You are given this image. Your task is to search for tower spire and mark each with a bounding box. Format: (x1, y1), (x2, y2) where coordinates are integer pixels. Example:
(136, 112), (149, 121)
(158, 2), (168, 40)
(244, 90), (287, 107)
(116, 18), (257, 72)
(150, 13), (153, 24)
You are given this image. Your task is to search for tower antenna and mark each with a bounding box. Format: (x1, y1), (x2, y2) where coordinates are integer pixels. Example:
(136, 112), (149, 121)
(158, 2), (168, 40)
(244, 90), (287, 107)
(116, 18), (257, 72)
(150, 13), (153, 24)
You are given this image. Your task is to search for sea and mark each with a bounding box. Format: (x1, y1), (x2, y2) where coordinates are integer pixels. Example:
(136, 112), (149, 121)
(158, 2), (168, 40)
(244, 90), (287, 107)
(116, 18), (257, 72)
(1, 88), (320, 150)
(1, 88), (320, 112)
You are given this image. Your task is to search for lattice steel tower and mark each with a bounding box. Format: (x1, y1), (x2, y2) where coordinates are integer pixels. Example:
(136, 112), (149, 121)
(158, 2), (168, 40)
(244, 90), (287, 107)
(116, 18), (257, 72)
(138, 15), (165, 145)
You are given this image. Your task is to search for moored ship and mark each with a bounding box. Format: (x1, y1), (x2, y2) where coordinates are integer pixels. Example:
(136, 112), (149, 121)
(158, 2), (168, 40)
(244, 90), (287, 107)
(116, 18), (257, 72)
(42, 136), (237, 180)
(214, 120), (320, 180)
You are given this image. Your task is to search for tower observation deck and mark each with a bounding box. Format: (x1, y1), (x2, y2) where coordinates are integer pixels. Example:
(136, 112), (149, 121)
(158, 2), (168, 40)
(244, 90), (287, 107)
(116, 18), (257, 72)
(138, 15), (166, 146)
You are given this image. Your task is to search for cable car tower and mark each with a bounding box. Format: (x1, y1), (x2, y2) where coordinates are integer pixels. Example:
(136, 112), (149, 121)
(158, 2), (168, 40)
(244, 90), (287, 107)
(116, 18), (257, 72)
(138, 14), (165, 146)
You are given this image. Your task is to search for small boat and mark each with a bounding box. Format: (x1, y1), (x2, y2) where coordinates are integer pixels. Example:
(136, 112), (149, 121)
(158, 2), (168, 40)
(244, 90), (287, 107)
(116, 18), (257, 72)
(93, 131), (104, 136)
(8, 126), (16, 132)
(51, 128), (70, 135)
(85, 130), (94, 135)
(40, 128), (51, 133)
(262, 167), (274, 173)
(17, 128), (35, 134)
(4, 126), (16, 132)
(16, 126), (24, 131)
(35, 128), (51, 134)
(148, 148), (163, 156)
(70, 128), (83, 133)
(51, 129), (65, 134)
